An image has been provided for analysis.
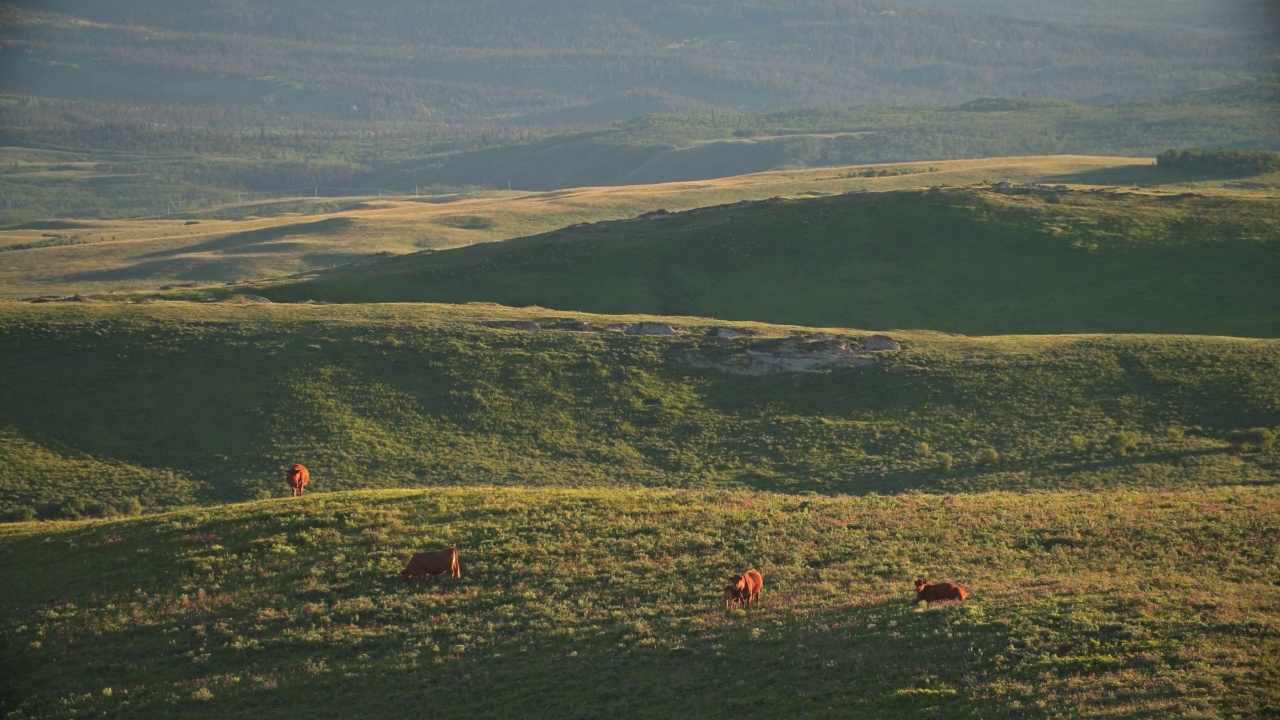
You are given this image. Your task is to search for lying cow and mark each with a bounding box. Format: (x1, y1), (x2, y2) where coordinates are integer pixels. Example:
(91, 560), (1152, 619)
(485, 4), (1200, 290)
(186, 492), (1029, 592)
(914, 578), (969, 604)
(401, 547), (461, 583)
(285, 464), (309, 497)
(728, 569), (763, 609)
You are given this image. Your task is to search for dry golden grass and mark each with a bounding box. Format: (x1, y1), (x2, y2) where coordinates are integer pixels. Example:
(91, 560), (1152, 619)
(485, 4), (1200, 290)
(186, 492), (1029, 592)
(0, 155), (1170, 299)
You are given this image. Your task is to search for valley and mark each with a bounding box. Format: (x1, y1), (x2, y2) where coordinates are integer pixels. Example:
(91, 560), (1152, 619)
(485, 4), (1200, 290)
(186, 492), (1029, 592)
(1, 1), (1278, 715)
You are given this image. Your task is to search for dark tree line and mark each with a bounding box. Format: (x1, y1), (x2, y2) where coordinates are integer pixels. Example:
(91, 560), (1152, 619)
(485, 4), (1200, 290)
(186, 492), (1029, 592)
(1156, 148), (1280, 177)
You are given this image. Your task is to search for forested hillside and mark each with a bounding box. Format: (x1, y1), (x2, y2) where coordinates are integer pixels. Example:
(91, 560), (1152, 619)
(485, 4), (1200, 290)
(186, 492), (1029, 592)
(2, 0), (1274, 130)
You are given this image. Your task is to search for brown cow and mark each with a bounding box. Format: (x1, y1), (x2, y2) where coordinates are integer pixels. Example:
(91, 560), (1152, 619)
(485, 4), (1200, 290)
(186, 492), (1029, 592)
(285, 464), (309, 497)
(914, 578), (969, 604)
(728, 569), (763, 609)
(401, 548), (461, 583)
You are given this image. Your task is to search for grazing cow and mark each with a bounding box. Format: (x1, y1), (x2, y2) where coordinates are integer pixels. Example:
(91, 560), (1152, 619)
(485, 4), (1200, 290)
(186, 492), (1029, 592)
(728, 569), (764, 609)
(914, 578), (969, 604)
(285, 464), (309, 497)
(401, 548), (461, 583)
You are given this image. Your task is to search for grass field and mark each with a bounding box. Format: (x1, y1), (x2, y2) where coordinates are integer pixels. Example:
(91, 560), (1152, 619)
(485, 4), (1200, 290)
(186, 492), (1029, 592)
(8, 154), (1274, 302)
(2, 301), (1277, 520)
(1, 147), (1277, 719)
(2, 485), (1277, 718)
(233, 184), (1280, 338)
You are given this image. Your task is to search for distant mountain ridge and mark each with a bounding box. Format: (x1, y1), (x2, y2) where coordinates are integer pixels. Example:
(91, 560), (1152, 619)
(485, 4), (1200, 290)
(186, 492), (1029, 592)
(1, 0), (1274, 128)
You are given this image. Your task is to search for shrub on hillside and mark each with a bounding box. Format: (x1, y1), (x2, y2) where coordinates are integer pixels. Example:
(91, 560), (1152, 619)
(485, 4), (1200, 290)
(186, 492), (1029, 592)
(1107, 432), (1139, 457)
(85, 501), (118, 518)
(977, 448), (1000, 466)
(35, 498), (137, 520)
(936, 452), (954, 471)
(41, 498), (88, 520)
(1225, 427), (1275, 453)
(2, 506), (37, 523)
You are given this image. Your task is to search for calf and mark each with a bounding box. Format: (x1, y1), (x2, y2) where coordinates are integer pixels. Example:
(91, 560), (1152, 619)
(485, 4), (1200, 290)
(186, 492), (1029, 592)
(723, 582), (745, 609)
(401, 548), (461, 584)
(914, 578), (969, 604)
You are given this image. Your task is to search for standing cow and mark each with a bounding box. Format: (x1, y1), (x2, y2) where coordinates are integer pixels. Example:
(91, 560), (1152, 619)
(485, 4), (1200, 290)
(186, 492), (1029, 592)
(727, 569), (763, 609)
(401, 548), (461, 584)
(285, 464), (309, 497)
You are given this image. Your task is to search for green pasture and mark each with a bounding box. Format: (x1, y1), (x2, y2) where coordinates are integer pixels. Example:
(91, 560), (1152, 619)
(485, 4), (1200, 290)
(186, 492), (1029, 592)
(1, 486), (1276, 718)
(1, 301), (1277, 520)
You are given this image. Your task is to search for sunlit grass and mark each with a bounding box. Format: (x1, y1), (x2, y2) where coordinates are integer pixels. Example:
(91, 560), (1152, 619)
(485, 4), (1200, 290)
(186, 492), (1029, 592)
(2, 485), (1276, 718)
(0, 156), (1154, 299)
(2, 301), (1277, 518)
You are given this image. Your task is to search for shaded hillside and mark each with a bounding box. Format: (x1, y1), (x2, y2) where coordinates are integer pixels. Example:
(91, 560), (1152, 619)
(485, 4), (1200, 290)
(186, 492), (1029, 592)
(2, 486), (1278, 718)
(2, 302), (1277, 518)
(242, 187), (1280, 337)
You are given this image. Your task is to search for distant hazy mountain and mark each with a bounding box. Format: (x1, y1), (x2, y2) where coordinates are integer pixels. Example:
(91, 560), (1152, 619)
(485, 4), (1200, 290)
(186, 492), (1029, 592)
(1, 0), (1274, 129)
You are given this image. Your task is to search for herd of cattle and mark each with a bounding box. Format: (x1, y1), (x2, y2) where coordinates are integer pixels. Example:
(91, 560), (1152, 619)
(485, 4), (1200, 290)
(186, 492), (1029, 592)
(285, 464), (971, 607)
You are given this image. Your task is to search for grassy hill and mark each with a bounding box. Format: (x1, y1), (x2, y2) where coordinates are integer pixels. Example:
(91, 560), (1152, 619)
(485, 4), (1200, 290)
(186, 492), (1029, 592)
(0, 155), (1181, 300)
(234, 185), (1280, 337)
(2, 301), (1277, 520)
(2, 485), (1277, 718)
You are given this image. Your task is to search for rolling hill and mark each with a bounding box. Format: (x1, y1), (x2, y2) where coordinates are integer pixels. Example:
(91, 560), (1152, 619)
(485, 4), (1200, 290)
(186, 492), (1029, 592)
(2, 485), (1277, 718)
(2, 300), (1277, 521)
(2, 2), (1277, 716)
(231, 185), (1280, 338)
(0, 155), (1192, 300)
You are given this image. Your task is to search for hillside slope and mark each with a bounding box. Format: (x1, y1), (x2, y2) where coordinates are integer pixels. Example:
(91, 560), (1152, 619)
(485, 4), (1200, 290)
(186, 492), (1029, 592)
(2, 486), (1277, 718)
(0, 156), (1157, 300)
(2, 301), (1277, 519)
(241, 186), (1280, 337)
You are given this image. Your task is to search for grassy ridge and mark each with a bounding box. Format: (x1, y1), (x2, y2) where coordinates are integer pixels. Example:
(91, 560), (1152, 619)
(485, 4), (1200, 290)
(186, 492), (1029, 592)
(0, 156), (1161, 300)
(245, 186), (1280, 337)
(2, 485), (1277, 718)
(2, 301), (1277, 518)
